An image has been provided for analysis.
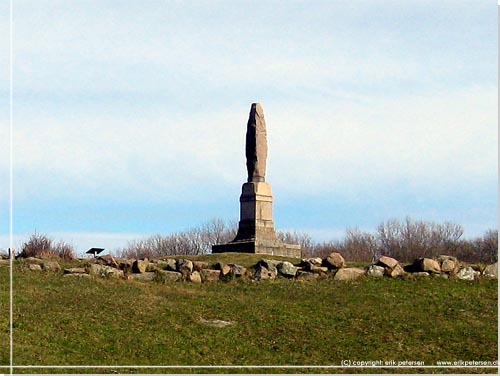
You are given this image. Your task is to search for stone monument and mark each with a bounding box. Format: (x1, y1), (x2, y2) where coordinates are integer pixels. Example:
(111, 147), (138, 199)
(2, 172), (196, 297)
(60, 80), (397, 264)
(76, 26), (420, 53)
(212, 103), (301, 258)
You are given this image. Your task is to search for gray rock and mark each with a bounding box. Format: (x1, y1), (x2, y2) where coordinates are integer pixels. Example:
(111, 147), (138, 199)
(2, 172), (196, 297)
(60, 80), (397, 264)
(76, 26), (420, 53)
(277, 261), (297, 277)
(456, 267), (479, 281)
(334, 268), (365, 281)
(177, 259), (193, 275)
(253, 265), (277, 280)
(296, 271), (319, 281)
(129, 272), (156, 282)
(42, 261), (61, 272)
(257, 259), (279, 274)
(376, 256), (399, 269)
(63, 273), (90, 278)
(229, 264), (247, 277)
(415, 258), (441, 274)
(187, 271), (202, 283)
(155, 270), (182, 282)
(303, 257), (323, 266)
(200, 269), (221, 282)
(192, 261), (210, 272)
(29, 264), (42, 271)
(64, 268), (87, 274)
(366, 265), (385, 278)
(163, 258), (177, 271)
(438, 255), (460, 275)
(309, 265), (329, 274)
(325, 252), (345, 269)
(483, 262), (498, 279)
(219, 264), (232, 277)
(119, 259), (134, 272)
(96, 254), (119, 268)
(132, 260), (148, 273)
(386, 264), (405, 278)
(89, 263), (124, 278)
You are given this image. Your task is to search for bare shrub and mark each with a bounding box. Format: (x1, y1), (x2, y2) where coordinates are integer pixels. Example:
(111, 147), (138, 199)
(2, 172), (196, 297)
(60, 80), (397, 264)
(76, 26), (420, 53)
(376, 217), (464, 262)
(339, 228), (378, 262)
(455, 229), (498, 264)
(277, 230), (314, 256)
(119, 219), (238, 259)
(18, 233), (75, 260)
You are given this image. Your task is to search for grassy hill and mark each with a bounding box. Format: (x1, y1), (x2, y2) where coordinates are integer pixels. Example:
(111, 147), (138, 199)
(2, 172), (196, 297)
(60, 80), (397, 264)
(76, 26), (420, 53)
(0, 253), (497, 374)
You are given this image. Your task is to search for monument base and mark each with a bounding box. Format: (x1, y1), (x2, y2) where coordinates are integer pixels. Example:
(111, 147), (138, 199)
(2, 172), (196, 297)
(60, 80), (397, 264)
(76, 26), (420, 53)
(212, 240), (301, 258)
(212, 181), (301, 259)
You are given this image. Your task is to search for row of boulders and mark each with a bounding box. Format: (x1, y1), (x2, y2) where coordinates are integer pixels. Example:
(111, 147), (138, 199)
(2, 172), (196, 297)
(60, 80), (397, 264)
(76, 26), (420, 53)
(357, 255), (497, 281)
(18, 253), (498, 283)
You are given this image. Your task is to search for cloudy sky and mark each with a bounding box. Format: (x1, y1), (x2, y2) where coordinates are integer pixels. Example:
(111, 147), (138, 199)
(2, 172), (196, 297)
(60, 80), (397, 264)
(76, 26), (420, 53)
(0, 0), (497, 255)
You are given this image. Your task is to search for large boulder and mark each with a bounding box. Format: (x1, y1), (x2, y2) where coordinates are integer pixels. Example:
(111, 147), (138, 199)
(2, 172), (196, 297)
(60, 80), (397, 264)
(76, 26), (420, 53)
(385, 264), (405, 278)
(219, 264), (232, 277)
(277, 261), (297, 278)
(456, 267), (479, 281)
(187, 271), (202, 283)
(42, 260), (61, 272)
(89, 264), (124, 279)
(192, 261), (210, 272)
(334, 268), (365, 281)
(256, 259), (278, 274)
(309, 265), (329, 274)
(414, 258), (441, 274)
(324, 252), (345, 269)
(376, 256), (399, 269)
(155, 270), (182, 282)
(200, 269), (221, 282)
(229, 264), (247, 278)
(29, 264), (42, 271)
(176, 259), (194, 275)
(303, 257), (323, 267)
(132, 260), (148, 273)
(119, 259), (134, 273)
(366, 265), (385, 278)
(96, 255), (119, 269)
(296, 271), (320, 281)
(162, 258), (177, 271)
(253, 264), (277, 281)
(129, 272), (156, 282)
(483, 262), (498, 279)
(437, 255), (460, 275)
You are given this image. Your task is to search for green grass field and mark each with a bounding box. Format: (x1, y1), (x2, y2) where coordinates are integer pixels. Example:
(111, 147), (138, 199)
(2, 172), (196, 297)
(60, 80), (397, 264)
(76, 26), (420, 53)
(0, 254), (497, 374)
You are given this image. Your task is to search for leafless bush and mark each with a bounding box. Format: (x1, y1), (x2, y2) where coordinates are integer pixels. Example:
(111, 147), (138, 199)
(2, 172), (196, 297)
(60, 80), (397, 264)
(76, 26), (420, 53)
(338, 228), (378, 262)
(18, 233), (75, 260)
(455, 229), (498, 264)
(376, 217), (464, 262)
(119, 219), (238, 259)
(277, 230), (315, 256)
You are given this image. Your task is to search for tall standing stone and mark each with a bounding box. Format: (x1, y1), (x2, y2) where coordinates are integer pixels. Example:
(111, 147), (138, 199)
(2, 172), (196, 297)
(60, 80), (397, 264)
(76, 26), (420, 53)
(246, 103), (268, 183)
(212, 103), (301, 258)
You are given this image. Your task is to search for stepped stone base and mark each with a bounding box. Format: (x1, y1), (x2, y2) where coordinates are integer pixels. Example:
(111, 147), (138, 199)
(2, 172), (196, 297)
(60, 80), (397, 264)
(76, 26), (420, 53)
(212, 240), (301, 258)
(212, 181), (301, 259)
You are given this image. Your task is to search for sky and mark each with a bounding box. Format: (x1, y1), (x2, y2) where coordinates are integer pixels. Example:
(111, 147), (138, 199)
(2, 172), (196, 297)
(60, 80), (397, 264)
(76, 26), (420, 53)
(0, 0), (497, 256)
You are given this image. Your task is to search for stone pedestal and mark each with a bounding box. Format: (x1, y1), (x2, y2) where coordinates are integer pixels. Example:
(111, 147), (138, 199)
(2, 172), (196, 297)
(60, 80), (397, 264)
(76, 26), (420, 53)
(212, 182), (301, 258)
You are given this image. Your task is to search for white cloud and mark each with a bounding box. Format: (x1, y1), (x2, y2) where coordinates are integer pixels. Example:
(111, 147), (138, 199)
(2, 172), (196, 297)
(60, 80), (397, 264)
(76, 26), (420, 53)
(11, 84), (496, 206)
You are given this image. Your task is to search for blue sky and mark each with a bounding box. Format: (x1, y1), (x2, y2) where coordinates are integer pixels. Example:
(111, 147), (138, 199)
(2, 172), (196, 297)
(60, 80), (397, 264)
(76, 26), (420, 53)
(0, 0), (497, 255)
